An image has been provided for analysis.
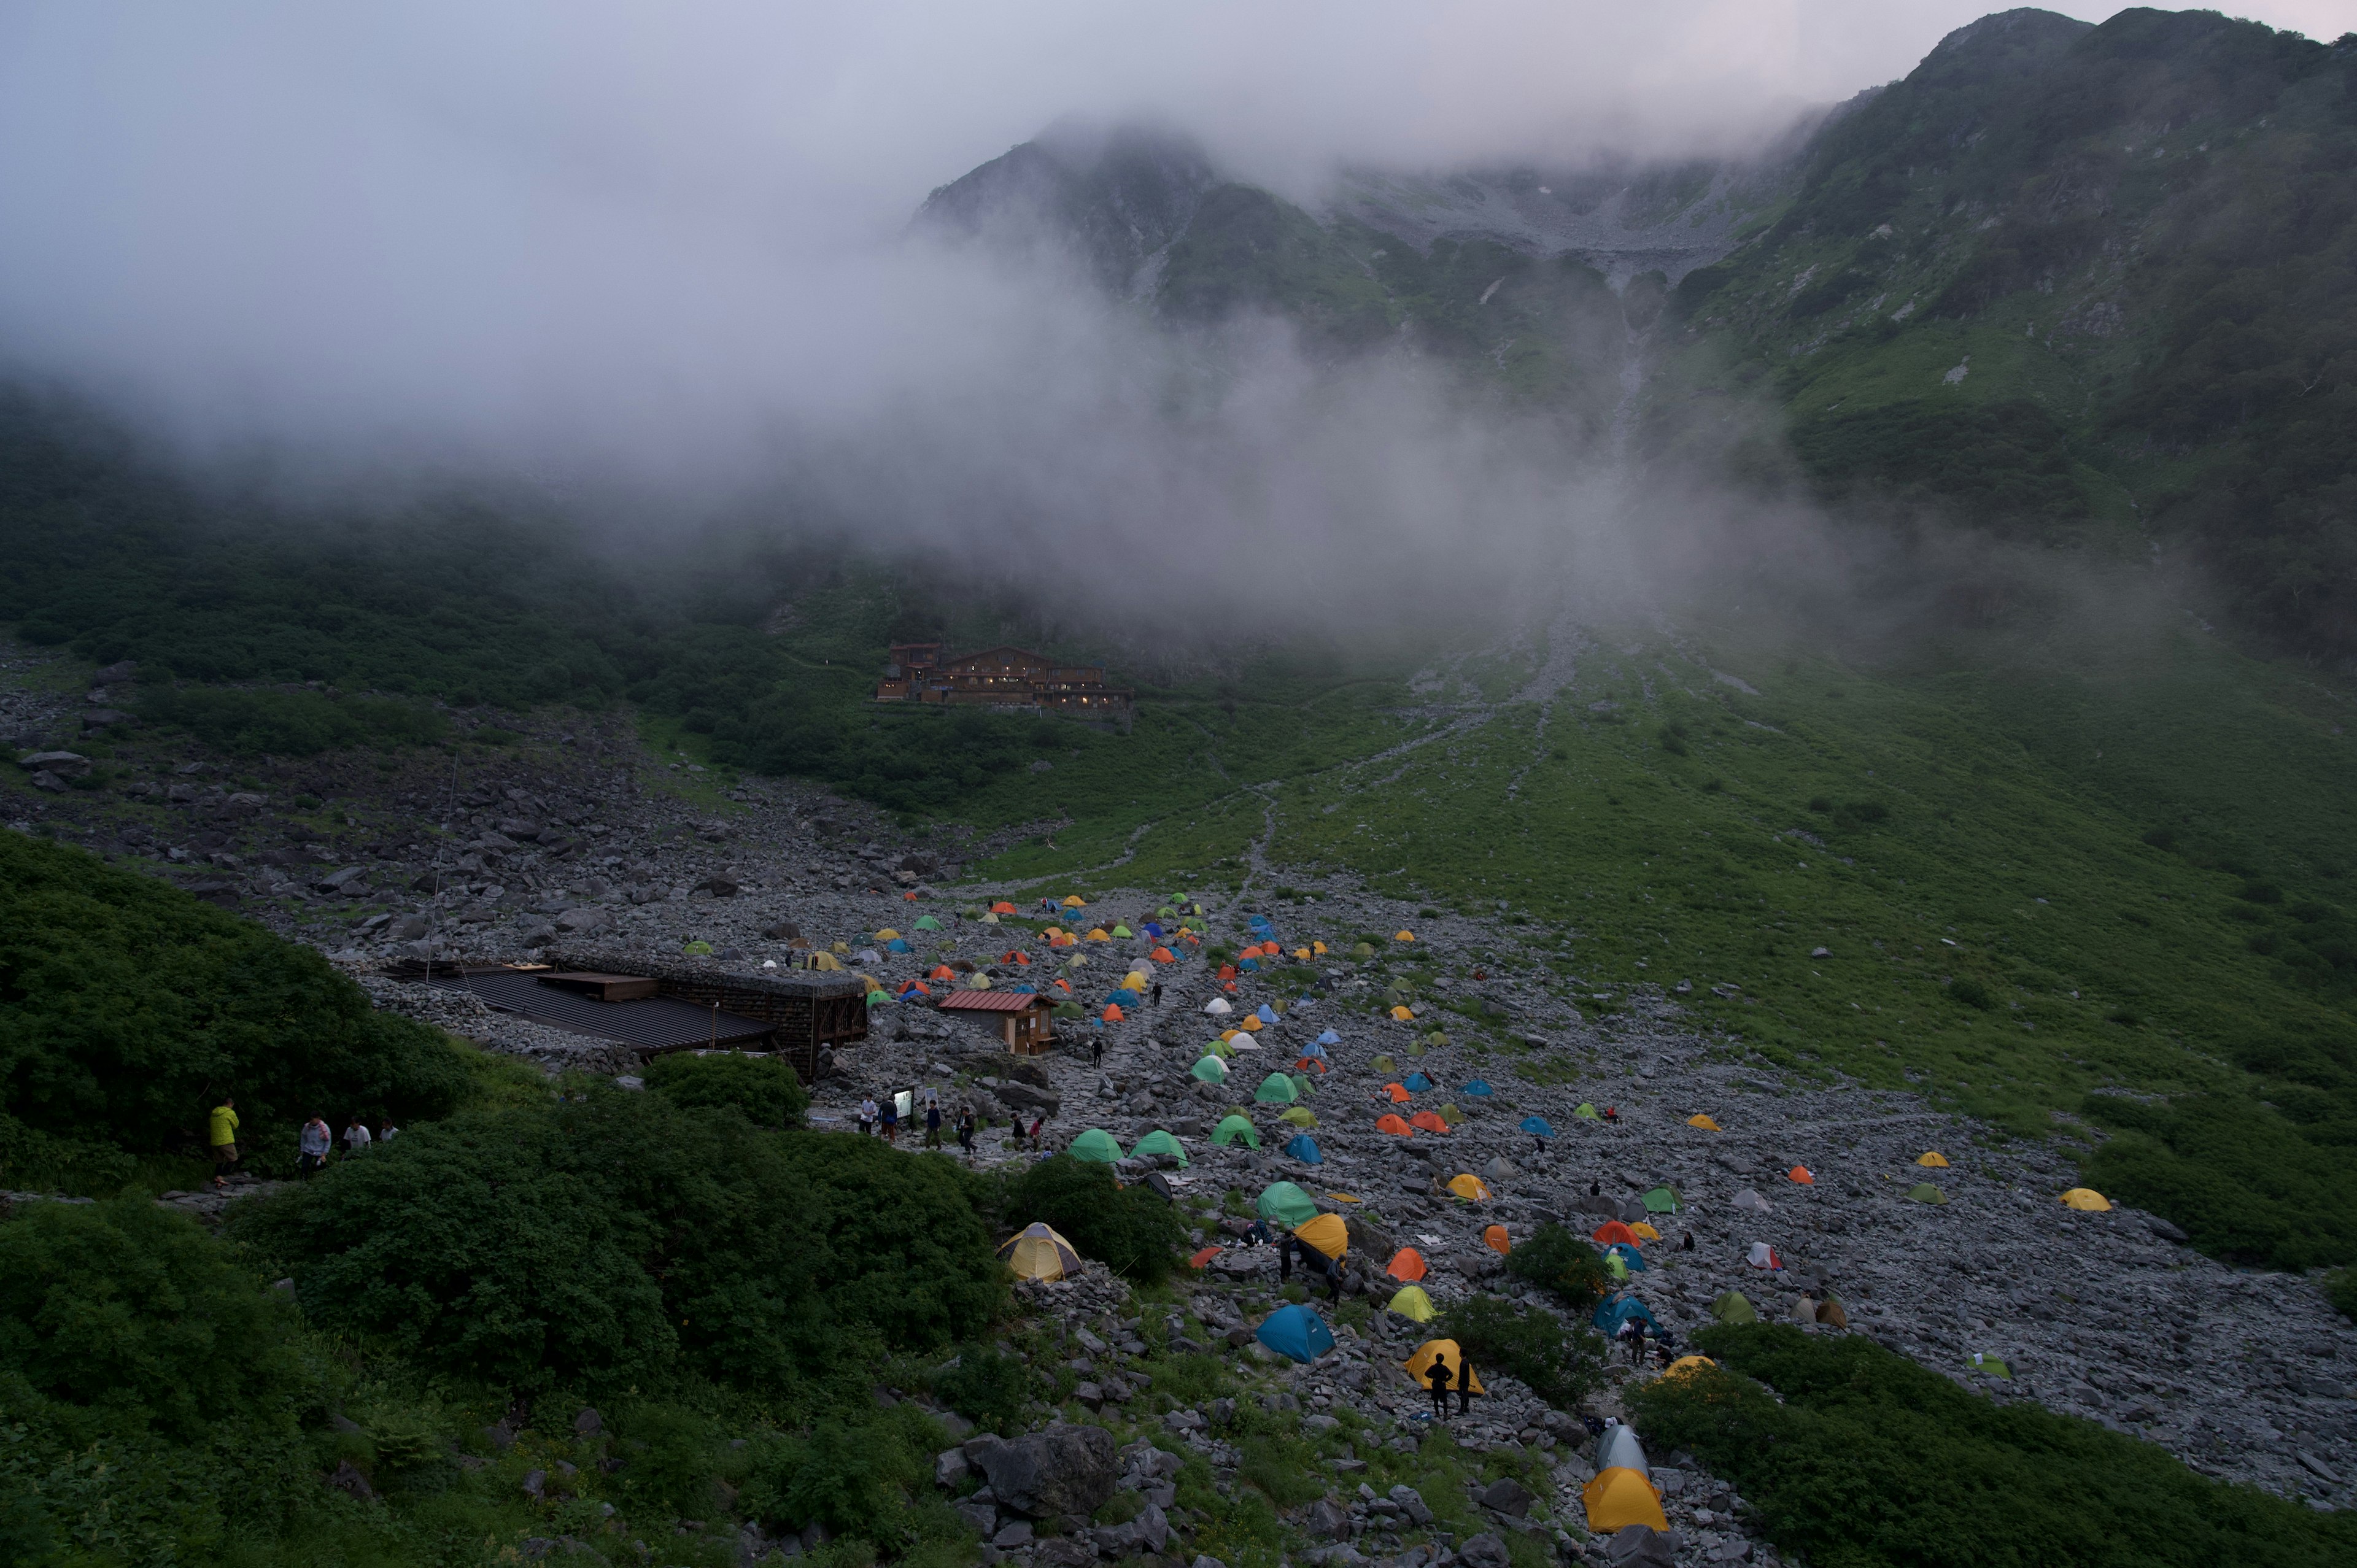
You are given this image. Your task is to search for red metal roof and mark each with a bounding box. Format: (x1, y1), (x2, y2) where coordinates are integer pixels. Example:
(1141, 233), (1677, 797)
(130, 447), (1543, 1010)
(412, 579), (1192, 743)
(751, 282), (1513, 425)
(938, 989), (1050, 1012)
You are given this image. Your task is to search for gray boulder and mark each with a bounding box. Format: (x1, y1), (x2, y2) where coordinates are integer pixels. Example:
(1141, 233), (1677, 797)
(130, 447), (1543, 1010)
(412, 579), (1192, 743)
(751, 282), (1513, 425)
(1479, 1478), (1535, 1518)
(1457, 1534), (1512, 1568)
(555, 906), (611, 934)
(18, 751), (89, 774)
(1306, 1499), (1353, 1539)
(1605, 1524), (1678, 1567)
(970, 1424), (1118, 1519)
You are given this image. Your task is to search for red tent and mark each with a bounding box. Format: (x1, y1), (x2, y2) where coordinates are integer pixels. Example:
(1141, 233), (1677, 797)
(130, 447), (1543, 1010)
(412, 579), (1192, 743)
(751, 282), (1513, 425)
(1382, 1083), (1412, 1103)
(1592, 1221), (1639, 1248)
(1408, 1111), (1450, 1135)
(1376, 1114), (1417, 1138)
(1102, 1003), (1126, 1022)
(1387, 1248), (1427, 1281)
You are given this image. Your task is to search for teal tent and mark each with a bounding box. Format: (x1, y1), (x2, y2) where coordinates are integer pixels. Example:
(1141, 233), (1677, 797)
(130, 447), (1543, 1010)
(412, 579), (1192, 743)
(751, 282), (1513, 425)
(1255, 1303), (1334, 1364)
(1283, 1133), (1323, 1165)
(1254, 1073), (1299, 1104)
(1069, 1129), (1123, 1163)
(1132, 1129), (1188, 1166)
(1256, 1181), (1318, 1228)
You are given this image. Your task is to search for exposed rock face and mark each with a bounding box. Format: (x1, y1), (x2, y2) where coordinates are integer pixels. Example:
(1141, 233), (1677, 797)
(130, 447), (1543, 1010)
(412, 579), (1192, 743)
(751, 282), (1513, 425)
(968, 1423), (1118, 1519)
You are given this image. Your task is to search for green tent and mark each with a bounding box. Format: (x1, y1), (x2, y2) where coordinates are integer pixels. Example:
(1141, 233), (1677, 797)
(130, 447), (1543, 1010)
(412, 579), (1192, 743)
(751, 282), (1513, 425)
(1212, 1114), (1261, 1149)
(1158, 906), (1176, 917)
(1288, 1073), (1315, 1099)
(1257, 1181), (1318, 1229)
(1712, 1291), (1758, 1324)
(1208, 1037), (1237, 1058)
(1353, 942), (1376, 959)
(1254, 1072), (1299, 1104)
(1191, 1056), (1229, 1083)
(1131, 1129), (1188, 1166)
(1369, 1054), (1397, 1075)
(1438, 1103), (1463, 1126)
(1053, 1001), (1085, 1019)
(1279, 1106), (1317, 1128)
(1643, 1187), (1681, 1213)
(1970, 1353), (2011, 1380)
(1069, 1129), (1123, 1164)
(1425, 1031), (1449, 1048)
(1112, 924), (1134, 938)
(1908, 1183), (1948, 1205)
(1404, 1039), (1427, 1058)
(913, 915), (944, 931)
(865, 990), (891, 1007)
(1574, 1103), (1601, 1121)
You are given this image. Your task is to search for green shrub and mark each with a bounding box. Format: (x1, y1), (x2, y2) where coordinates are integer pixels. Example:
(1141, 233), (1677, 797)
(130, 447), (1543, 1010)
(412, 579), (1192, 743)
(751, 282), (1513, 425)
(932, 1345), (1035, 1434)
(644, 1050), (809, 1128)
(139, 685), (447, 757)
(1435, 1294), (1603, 1409)
(1947, 976), (1993, 1010)
(998, 1156), (1186, 1284)
(1632, 1324), (2356, 1568)
(0, 832), (471, 1183)
(1501, 1222), (1612, 1310)
(741, 1405), (949, 1543)
(233, 1094), (1005, 1393)
(2329, 1267), (2357, 1323)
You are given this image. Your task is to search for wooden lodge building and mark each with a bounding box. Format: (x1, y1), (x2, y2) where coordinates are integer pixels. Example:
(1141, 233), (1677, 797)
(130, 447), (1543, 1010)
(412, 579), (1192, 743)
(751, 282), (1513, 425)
(874, 643), (1132, 721)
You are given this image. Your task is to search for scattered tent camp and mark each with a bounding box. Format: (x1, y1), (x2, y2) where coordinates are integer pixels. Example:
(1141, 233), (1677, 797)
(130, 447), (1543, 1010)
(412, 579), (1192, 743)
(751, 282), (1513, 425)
(1192, 1056), (1229, 1084)
(1376, 1114), (1417, 1138)
(1284, 1133), (1325, 1165)
(1592, 1220), (1639, 1247)
(1602, 1242), (1646, 1272)
(1403, 1339), (1483, 1395)
(1447, 1174), (1493, 1202)
(1593, 1296), (1660, 1336)
(1918, 1151), (1950, 1168)
(1711, 1291), (1758, 1324)
(1295, 1213), (1349, 1260)
(1687, 1114), (1722, 1130)
(1253, 1073), (1298, 1104)
(1387, 1285), (1437, 1323)
(1403, 1072), (1434, 1092)
(1204, 998), (1232, 1015)
(1407, 1111), (1450, 1135)
(1132, 1129), (1188, 1165)
(1910, 1183), (1949, 1205)
(1212, 1114), (1261, 1149)
(1574, 1103), (1601, 1121)
(2060, 1188), (2111, 1212)
(1280, 1106), (1318, 1128)
(1460, 1078), (1493, 1097)
(1255, 1304), (1335, 1364)
(1387, 1248), (1428, 1282)
(1642, 1187), (1680, 1214)
(1483, 1225), (1512, 1255)
(1520, 1116), (1555, 1139)
(1746, 1242), (1782, 1270)
(1731, 1188), (1771, 1213)
(1789, 1166), (1814, 1184)
(1000, 1223), (1083, 1281)
(1256, 1182), (1320, 1229)
(1069, 1129), (1123, 1164)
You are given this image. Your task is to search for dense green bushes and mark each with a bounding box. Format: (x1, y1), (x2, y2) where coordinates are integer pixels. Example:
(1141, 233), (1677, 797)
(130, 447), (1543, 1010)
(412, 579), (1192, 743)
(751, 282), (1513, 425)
(1500, 1221), (1612, 1311)
(234, 1091), (1004, 1393)
(997, 1155), (1187, 1284)
(0, 832), (471, 1184)
(2078, 1092), (2357, 1272)
(644, 1049), (810, 1128)
(1631, 1324), (2357, 1567)
(1435, 1296), (1603, 1410)
(137, 684), (447, 756)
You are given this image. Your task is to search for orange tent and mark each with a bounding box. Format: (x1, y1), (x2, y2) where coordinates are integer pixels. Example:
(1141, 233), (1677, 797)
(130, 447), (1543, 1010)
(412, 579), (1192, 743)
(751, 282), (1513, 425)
(1582, 1469), (1667, 1534)
(930, 965), (956, 979)
(1789, 1166), (1814, 1184)
(1150, 946), (1175, 962)
(1382, 1083), (1412, 1102)
(1218, 964), (1237, 981)
(1188, 1246), (1220, 1269)
(1409, 1111), (1450, 1135)
(1295, 1057), (1329, 1075)
(1592, 1221), (1639, 1247)
(991, 902), (1019, 914)
(1103, 1003), (1126, 1022)
(1377, 1114), (1417, 1138)
(1053, 978), (1072, 993)
(1387, 1248), (1428, 1281)
(1483, 1225), (1512, 1255)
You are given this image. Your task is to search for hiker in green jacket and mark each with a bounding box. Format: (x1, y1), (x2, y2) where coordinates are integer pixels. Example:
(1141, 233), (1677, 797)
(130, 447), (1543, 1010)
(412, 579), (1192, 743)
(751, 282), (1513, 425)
(209, 1098), (240, 1188)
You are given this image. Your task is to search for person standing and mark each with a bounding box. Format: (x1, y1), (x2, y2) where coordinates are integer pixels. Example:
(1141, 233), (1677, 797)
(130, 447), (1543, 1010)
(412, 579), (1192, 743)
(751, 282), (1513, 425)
(857, 1096), (878, 1137)
(924, 1099), (943, 1149)
(880, 1095), (899, 1143)
(1090, 1035), (1104, 1068)
(342, 1116), (373, 1158)
(208, 1097), (240, 1189)
(298, 1115), (331, 1177)
(956, 1106), (977, 1157)
(1425, 1351), (1453, 1421)
(1455, 1354), (1474, 1416)
(1151, 981), (1163, 1008)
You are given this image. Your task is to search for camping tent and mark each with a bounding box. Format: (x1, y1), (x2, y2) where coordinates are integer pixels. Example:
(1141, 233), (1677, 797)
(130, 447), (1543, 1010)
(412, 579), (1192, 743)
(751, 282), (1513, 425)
(1711, 1291), (1757, 1324)
(2060, 1188), (2111, 1211)
(1191, 1056), (1229, 1083)
(1283, 1133), (1325, 1165)
(1376, 1114), (1416, 1138)
(1687, 1114), (1722, 1130)
(1643, 1188), (1681, 1214)
(1592, 1296), (1660, 1336)
(1602, 1242), (1646, 1272)
(913, 916), (943, 931)
(1584, 1461), (1667, 1534)
(1403, 1072), (1434, 1092)
(1254, 1073), (1299, 1104)
(1316, 1029), (1342, 1046)
(1630, 1222), (1662, 1242)
(1789, 1166), (1814, 1184)
(1069, 1129), (1123, 1164)
(1256, 1182), (1320, 1228)
(1255, 1304), (1334, 1364)
(1204, 998), (1232, 1015)
(1387, 1285), (1437, 1323)
(1521, 1116), (1555, 1139)
(1447, 1174), (1493, 1202)
(1483, 1225), (1512, 1255)
(1142, 1172), (1177, 1203)
(1295, 1213), (1349, 1260)
(1279, 1106), (1318, 1128)
(1369, 1054), (1397, 1075)
(999, 1223), (1083, 1281)
(1592, 1220), (1639, 1247)
(1212, 1114), (1261, 1149)
(1389, 1005), (1415, 1022)
(1257, 1003), (1280, 1024)
(1910, 1183), (1950, 1205)
(1746, 1242), (1782, 1269)
(1663, 1356), (1717, 1381)
(990, 902), (1018, 915)
(1407, 1111), (1450, 1134)
(1132, 1129), (1188, 1166)
(1387, 1248), (1427, 1281)
(1403, 1338), (1484, 1394)
(1382, 1083), (1412, 1103)
(1731, 1188), (1771, 1213)
(1461, 1079), (1493, 1097)
(1574, 1103), (1601, 1121)
(1298, 1040), (1329, 1062)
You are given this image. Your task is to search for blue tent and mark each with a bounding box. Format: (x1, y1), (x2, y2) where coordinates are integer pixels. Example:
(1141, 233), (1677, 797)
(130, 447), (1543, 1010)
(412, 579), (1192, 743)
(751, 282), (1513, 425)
(1105, 988), (1140, 1006)
(1010, 983), (1038, 994)
(1403, 1072), (1434, 1092)
(1255, 1303), (1335, 1364)
(1142, 921), (1165, 938)
(1237, 957), (1260, 972)
(1248, 914), (1274, 930)
(886, 937), (911, 953)
(1592, 1296), (1660, 1335)
(1316, 1029), (1342, 1046)
(1520, 1116), (1555, 1138)
(1298, 1040), (1329, 1061)
(1604, 1242), (1648, 1272)
(1284, 1133), (1325, 1165)
(1461, 1079), (1493, 1097)
(1255, 1002), (1278, 1024)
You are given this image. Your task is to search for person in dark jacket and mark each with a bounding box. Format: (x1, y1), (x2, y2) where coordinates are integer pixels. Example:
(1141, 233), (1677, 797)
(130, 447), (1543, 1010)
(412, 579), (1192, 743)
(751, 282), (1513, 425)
(924, 1100), (943, 1148)
(1425, 1352), (1454, 1419)
(956, 1107), (977, 1157)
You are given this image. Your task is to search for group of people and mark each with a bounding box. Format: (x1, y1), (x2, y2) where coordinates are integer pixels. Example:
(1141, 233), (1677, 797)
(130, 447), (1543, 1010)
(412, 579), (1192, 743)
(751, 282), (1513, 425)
(855, 1089), (1034, 1158)
(206, 1099), (395, 1188)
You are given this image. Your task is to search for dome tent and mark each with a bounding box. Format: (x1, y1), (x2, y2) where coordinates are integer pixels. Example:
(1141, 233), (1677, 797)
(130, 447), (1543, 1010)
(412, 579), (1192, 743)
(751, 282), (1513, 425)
(1642, 1186), (1681, 1213)
(1069, 1129), (1123, 1164)
(1000, 1222), (1083, 1281)
(1402, 1338), (1483, 1395)
(1284, 1132), (1325, 1165)
(1294, 1213), (1348, 1259)
(2060, 1188), (2111, 1211)
(1447, 1174), (1493, 1202)
(1387, 1248), (1427, 1281)
(1254, 1072), (1299, 1103)
(1387, 1284), (1437, 1323)
(1191, 1056), (1229, 1083)
(1910, 1183), (1949, 1205)
(1279, 1106), (1317, 1127)
(1255, 1303), (1334, 1364)
(1256, 1181), (1320, 1228)
(1212, 1114), (1261, 1149)
(1918, 1151), (1950, 1167)
(1131, 1129), (1188, 1165)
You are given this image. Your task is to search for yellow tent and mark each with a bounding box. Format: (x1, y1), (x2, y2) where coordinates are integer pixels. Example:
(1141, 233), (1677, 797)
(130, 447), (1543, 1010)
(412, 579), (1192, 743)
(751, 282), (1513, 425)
(1446, 1173), (1492, 1202)
(1062, 895), (1088, 907)
(1918, 1151), (1950, 1168)
(1387, 1284), (1438, 1322)
(1662, 1355), (1717, 1381)
(1402, 1338), (1484, 1395)
(1295, 1213), (1349, 1260)
(2060, 1188), (2112, 1212)
(1313, 941), (1328, 956)
(1390, 1005), (1415, 1021)
(1687, 1114), (1722, 1130)
(998, 1222), (1083, 1281)
(1086, 928), (1111, 942)
(832, 940), (851, 955)
(811, 951), (843, 971)
(1395, 930), (1416, 942)
(875, 927), (902, 941)
(1582, 1469), (1668, 1533)
(1124, 971), (1152, 992)
(1294, 947), (1312, 961)
(1239, 1016), (1264, 1033)
(1630, 1221), (1662, 1242)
